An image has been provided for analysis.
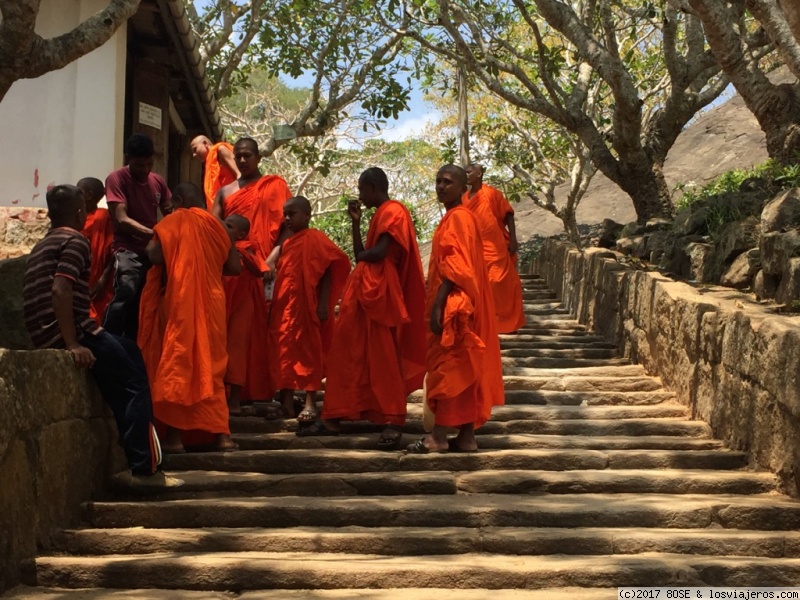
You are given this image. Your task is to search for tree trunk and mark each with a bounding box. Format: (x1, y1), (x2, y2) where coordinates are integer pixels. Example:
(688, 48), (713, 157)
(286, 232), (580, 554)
(691, 0), (800, 166)
(562, 208), (582, 249)
(780, 0), (800, 47)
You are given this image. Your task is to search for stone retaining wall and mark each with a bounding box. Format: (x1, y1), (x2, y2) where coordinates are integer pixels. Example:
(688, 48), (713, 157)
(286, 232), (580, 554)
(0, 350), (124, 591)
(0, 207), (49, 260)
(534, 239), (800, 496)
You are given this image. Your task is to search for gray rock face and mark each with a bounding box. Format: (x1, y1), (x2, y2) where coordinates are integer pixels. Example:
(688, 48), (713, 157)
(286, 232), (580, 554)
(0, 256), (32, 350)
(762, 188), (800, 234)
(615, 236), (642, 256)
(720, 249), (761, 289)
(761, 228), (800, 275)
(754, 269), (780, 300)
(685, 242), (714, 281)
(776, 258), (800, 305)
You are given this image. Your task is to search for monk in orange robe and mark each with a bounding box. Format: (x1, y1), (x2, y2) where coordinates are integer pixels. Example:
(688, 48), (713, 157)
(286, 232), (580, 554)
(138, 183), (243, 453)
(463, 163), (526, 333)
(265, 196), (350, 423)
(408, 165), (504, 453)
(212, 137), (293, 405)
(191, 135), (240, 210)
(301, 167), (427, 450)
(222, 214), (274, 416)
(77, 177), (114, 323)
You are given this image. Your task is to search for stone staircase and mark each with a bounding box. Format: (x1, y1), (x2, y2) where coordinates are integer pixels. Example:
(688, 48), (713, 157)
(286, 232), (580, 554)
(11, 273), (800, 599)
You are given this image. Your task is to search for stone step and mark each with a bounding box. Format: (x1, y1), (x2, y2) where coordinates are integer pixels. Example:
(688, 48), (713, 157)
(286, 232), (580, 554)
(499, 340), (617, 350)
(500, 348), (618, 359)
(106, 468), (776, 499)
(1, 586), (625, 600)
(500, 333), (609, 344)
(502, 357), (630, 369)
(502, 375), (664, 392)
(516, 321), (586, 331)
(229, 416), (713, 437)
(523, 306), (571, 315)
(418, 403), (689, 420)
(503, 365), (650, 378)
(234, 433), (725, 452)
(407, 389), (676, 406)
(82, 493), (800, 531)
(521, 291), (557, 300)
(55, 526), (800, 558)
(501, 329), (593, 338)
(162, 448), (746, 474)
(31, 551), (800, 590)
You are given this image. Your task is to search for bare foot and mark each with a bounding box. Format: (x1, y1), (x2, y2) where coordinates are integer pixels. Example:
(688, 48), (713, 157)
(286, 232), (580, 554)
(215, 433), (239, 452)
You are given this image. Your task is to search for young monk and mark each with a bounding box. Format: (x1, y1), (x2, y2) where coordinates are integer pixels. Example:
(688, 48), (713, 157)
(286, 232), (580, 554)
(213, 138), (293, 404)
(265, 196), (350, 424)
(463, 163), (526, 333)
(190, 135), (240, 209)
(222, 214), (273, 417)
(301, 167), (427, 450)
(408, 164), (504, 453)
(138, 182), (242, 453)
(77, 177), (114, 323)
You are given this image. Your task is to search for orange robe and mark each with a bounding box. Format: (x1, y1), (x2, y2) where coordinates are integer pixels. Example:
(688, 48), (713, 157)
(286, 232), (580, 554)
(81, 208), (114, 323)
(268, 228), (350, 392)
(426, 205), (504, 428)
(204, 142), (238, 210)
(138, 208), (231, 435)
(322, 200), (427, 426)
(463, 184), (525, 333)
(223, 239), (272, 399)
(222, 175), (292, 396)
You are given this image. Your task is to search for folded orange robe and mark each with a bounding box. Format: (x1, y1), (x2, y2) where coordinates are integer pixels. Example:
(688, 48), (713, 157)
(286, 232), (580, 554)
(81, 208), (114, 323)
(223, 175), (292, 397)
(426, 205), (504, 428)
(463, 184), (525, 333)
(268, 228), (350, 392)
(204, 142), (238, 210)
(223, 239), (272, 400)
(224, 175), (293, 258)
(322, 200), (427, 425)
(138, 208), (231, 435)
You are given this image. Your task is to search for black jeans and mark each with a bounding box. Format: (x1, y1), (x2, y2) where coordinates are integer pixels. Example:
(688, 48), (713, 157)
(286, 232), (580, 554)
(82, 330), (159, 476)
(103, 249), (151, 340)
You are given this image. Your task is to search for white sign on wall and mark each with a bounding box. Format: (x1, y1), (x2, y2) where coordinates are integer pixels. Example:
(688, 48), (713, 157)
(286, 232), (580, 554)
(139, 102), (162, 130)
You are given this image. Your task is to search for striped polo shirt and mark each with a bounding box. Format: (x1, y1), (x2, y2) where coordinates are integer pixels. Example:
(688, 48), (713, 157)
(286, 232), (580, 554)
(23, 227), (100, 349)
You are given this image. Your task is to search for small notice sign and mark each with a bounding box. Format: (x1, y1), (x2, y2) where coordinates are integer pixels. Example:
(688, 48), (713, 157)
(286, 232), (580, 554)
(139, 102), (162, 130)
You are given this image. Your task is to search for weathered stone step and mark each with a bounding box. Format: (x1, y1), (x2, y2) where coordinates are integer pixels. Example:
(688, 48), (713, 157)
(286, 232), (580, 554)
(500, 333), (608, 343)
(523, 306), (571, 315)
(502, 357), (630, 369)
(1, 586), (622, 600)
(107, 468), (775, 499)
(234, 433), (724, 452)
(31, 551), (800, 590)
(162, 447), (745, 474)
(82, 493), (800, 531)
(501, 347), (618, 359)
(500, 340), (617, 350)
(501, 329), (593, 338)
(503, 365), (650, 378)
(230, 416), (713, 437)
(56, 526), (800, 558)
(416, 403), (688, 420)
(502, 374), (663, 392)
(516, 321), (585, 331)
(521, 291), (557, 299)
(407, 389), (676, 406)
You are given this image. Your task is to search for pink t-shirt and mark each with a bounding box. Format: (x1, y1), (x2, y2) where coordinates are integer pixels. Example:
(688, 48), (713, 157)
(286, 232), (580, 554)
(105, 166), (171, 254)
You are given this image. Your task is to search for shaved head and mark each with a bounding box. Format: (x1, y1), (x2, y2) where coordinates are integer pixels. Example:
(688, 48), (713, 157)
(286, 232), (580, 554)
(76, 177), (105, 201)
(191, 135), (211, 146)
(234, 137), (260, 154)
(359, 167), (389, 194)
(173, 182), (205, 209)
(439, 164), (468, 186)
(285, 196), (312, 215)
(224, 214), (250, 234)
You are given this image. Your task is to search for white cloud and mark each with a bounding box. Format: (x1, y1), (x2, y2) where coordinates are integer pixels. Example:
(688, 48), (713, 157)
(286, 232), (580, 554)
(379, 111), (440, 142)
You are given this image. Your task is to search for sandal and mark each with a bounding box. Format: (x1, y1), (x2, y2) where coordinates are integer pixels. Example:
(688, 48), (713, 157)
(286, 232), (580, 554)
(377, 426), (403, 451)
(296, 420), (340, 437)
(297, 407), (318, 423)
(405, 438), (448, 454)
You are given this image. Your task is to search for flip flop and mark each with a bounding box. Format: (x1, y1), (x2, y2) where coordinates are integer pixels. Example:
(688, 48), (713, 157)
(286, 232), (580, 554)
(297, 407), (319, 423)
(377, 427), (403, 451)
(405, 438), (448, 454)
(448, 439), (478, 453)
(296, 420), (340, 437)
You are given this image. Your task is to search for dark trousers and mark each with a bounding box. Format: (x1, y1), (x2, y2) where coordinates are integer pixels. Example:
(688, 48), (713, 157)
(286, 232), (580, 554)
(103, 249), (151, 340)
(82, 330), (159, 476)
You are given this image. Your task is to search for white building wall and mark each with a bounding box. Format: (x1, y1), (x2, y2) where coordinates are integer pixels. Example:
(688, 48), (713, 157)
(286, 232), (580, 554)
(0, 0), (127, 207)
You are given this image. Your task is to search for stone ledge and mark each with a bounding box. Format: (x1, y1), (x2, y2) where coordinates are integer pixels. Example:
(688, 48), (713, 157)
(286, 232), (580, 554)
(534, 240), (800, 497)
(0, 349), (125, 592)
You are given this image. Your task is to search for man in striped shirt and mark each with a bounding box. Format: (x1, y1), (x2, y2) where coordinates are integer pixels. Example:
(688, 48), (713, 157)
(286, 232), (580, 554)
(23, 184), (183, 490)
